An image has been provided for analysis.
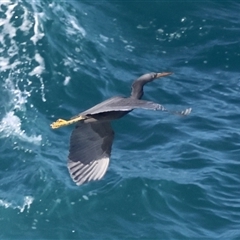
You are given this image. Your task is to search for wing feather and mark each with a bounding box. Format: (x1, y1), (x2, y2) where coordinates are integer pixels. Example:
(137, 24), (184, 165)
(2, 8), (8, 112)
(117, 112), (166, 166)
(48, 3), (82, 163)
(68, 121), (114, 185)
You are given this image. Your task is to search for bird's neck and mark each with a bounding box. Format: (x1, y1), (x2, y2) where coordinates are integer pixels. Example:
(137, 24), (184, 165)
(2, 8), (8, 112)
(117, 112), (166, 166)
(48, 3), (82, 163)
(130, 80), (148, 99)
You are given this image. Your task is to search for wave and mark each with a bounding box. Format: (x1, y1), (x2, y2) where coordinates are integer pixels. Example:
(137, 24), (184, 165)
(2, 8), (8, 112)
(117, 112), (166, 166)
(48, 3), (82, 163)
(0, 196), (34, 213)
(0, 111), (42, 144)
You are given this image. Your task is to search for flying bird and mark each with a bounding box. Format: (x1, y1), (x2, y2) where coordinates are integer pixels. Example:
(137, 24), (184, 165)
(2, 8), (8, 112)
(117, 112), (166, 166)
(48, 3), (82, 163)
(51, 72), (191, 185)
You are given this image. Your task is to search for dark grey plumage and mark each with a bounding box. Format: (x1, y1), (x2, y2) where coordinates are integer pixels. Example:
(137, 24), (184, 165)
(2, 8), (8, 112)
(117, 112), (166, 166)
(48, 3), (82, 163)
(68, 121), (114, 185)
(51, 72), (191, 185)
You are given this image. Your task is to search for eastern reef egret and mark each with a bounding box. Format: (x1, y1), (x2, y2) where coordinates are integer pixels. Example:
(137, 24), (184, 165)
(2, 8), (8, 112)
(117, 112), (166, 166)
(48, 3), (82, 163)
(51, 72), (191, 185)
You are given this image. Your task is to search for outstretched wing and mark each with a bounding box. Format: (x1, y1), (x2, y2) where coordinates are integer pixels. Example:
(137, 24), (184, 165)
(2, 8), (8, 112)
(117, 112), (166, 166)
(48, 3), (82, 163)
(81, 96), (165, 115)
(80, 96), (191, 116)
(68, 121), (114, 185)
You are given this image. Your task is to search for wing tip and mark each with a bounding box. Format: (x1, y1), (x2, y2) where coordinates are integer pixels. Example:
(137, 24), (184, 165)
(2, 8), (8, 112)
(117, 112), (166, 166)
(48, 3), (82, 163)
(68, 157), (110, 186)
(180, 107), (192, 116)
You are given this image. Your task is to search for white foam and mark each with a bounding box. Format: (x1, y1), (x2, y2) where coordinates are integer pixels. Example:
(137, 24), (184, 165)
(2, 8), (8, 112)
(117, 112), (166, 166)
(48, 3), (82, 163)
(30, 12), (44, 45)
(82, 195), (89, 201)
(125, 45), (135, 52)
(3, 77), (28, 111)
(0, 57), (10, 70)
(63, 76), (71, 86)
(0, 2), (46, 144)
(19, 6), (33, 32)
(48, 2), (86, 38)
(0, 2), (46, 104)
(181, 17), (187, 22)
(100, 34), (109, 42)
(69, 17), (86, 37)
(0, 3), (18, 59)
(0, 56), (20, 71)
(0, 196), (34, 212)
(0, 3), (17, 43)
(29, 53), (45, 76)
(0, 112), (42, 144)
(63, 56), (75, 67)
(29, 53), (46, 102)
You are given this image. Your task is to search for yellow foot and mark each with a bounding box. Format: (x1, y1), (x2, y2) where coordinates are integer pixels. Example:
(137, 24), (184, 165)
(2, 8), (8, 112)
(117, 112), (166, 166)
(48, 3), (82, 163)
(50, 115), (86, 129)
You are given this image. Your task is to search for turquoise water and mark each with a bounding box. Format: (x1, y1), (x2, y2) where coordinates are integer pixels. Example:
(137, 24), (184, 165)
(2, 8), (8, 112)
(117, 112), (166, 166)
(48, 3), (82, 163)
(0, 0), (240, 239)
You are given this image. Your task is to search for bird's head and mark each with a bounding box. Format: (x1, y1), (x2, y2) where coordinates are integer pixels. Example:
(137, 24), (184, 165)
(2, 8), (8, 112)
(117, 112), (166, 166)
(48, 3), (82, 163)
(131, 71), (173, 99)
(154, 72), (173, 79)
(137, 72), (173, 82)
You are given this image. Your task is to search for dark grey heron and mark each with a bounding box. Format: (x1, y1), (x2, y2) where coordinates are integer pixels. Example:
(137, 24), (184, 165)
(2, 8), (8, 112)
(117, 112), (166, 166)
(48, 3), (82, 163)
(51, 72), (191, 185)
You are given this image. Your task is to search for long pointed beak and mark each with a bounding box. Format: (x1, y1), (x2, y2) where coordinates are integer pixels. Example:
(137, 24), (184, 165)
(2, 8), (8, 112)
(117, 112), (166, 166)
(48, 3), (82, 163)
(156, 72), (173, 78)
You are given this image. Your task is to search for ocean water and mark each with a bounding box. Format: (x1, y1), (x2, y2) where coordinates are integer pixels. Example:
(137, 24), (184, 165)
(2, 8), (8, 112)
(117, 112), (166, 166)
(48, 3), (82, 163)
(0, 0), (240, 239)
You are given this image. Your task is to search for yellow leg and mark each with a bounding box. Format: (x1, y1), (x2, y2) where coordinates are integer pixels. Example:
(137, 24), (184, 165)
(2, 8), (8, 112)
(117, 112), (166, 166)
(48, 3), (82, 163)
(50, 115), (86, 129)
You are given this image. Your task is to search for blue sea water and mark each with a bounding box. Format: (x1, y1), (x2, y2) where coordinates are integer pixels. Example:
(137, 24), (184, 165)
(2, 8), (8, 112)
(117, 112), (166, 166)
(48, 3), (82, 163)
(0, 0), (240, 239)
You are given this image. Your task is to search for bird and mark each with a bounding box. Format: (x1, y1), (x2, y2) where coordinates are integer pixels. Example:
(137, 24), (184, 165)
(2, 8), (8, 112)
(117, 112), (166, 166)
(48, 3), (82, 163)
(51, 72), (191, 186)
